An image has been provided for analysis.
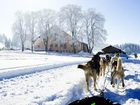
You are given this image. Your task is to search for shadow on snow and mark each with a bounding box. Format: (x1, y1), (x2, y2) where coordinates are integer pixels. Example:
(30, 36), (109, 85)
(123, 58), (140, 64)
(104, 88), (140, 104)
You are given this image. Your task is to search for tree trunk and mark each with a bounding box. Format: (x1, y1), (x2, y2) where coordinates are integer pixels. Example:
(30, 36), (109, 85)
(45, 43), (48, 52)
(21, 43), (24, 52)
(72, 43), (76, 53)
(43, 37), (49, 53)
(31, 42), (33, 53)
(72, 31), (77, 53)
(31, 46), (33, 52)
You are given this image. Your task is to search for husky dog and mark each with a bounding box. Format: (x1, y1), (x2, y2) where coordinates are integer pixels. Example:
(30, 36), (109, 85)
(111, 53), (125, 89)
(78, 54), (100, 91)
(100, 57), (108, 76)
(99, 55), (111, 76)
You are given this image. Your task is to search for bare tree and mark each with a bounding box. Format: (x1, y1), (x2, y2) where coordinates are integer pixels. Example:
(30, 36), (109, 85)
(60, 4), (82, 53)
(12, 11), (27, 52)
(12, 5), (107, 53)
(37, 9), (56, 52)
(0, 34), (11, 49)
(25, 12), (37, 52)
(83, 9), (107, 53)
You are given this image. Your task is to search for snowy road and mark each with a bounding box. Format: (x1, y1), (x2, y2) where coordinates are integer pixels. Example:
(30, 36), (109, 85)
(0, 64), (87, 105)
(0, 51), (90, 80)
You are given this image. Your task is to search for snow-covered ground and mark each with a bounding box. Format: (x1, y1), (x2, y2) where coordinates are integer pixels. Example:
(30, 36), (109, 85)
(0, 51), (140, 105)
(0, 65), (86, 105)
(0, 51), (90, 79)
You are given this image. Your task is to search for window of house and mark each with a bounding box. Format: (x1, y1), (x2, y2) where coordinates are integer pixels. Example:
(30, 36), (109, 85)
(64, 43), (67, 49)
(50, 44), (53, 48)
(37, 45), (40, 48)
(60, 44), (63, 47)
(55, 44), (58, 47)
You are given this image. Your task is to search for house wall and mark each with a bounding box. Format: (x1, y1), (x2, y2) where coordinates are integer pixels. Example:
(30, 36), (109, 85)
(34, 32), (88, 53)
(34, 38), (45, 51)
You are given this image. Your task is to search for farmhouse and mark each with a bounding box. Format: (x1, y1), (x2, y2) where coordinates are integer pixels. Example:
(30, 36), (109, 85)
(33, 27), (88, 53)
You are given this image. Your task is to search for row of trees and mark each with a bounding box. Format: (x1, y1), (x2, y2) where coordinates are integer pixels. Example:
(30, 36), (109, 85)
(116, 43), (140, 54)
(0, 34), (11, 49)
(12, 4), (107, 53)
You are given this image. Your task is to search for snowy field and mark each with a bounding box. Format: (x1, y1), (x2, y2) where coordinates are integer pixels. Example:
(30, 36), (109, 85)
(0, 51), (140, 105)
(0, 51), (90, 79)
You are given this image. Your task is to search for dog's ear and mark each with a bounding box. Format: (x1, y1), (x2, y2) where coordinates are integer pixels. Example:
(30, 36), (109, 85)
(78, 65), (81, 68)
(78, 64), (83, 69)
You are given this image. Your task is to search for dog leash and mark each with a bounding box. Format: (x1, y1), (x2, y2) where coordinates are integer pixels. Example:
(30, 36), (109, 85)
(96, 67), (111, 97)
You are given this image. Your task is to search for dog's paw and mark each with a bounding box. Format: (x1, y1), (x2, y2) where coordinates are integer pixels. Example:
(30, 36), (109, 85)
(94, 88), (97, 91)
(112, 84), (115, 88)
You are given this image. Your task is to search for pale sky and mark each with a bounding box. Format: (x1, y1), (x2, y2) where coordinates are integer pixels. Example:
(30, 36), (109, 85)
(0, 0), (140, 45)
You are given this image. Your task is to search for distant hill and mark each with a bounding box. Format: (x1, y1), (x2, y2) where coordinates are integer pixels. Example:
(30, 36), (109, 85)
(115, 43), (140, 54)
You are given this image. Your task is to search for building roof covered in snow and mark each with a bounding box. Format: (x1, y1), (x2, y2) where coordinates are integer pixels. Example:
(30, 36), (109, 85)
(102, 45), (126, 54)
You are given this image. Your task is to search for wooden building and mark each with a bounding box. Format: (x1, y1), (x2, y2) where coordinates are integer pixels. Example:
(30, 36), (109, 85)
(33, 29), (88, 53)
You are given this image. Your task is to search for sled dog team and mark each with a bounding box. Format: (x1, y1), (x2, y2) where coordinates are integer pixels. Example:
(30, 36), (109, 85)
(78, 53), (125, 92)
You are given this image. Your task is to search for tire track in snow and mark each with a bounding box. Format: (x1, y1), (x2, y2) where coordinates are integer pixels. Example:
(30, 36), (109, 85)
(0, 60), (88, 80)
